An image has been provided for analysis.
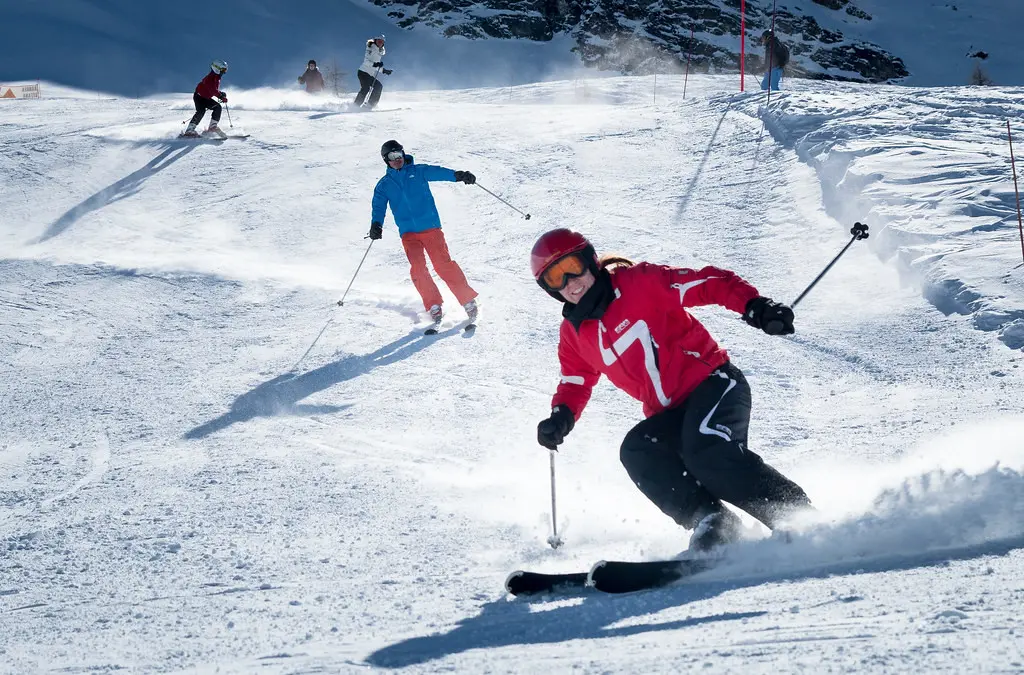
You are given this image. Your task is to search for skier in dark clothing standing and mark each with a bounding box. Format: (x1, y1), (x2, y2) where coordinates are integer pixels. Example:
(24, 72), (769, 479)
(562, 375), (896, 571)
(354, 36), (392, 109)
(531, 228), (812, 551)
(760, 30), (789, 91)
(183, 60), (228, 139)
(298, 60), (325, 94)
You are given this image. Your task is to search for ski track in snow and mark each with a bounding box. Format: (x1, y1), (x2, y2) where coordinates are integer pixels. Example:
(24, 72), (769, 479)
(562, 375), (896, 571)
(2, 75), (1024, 674)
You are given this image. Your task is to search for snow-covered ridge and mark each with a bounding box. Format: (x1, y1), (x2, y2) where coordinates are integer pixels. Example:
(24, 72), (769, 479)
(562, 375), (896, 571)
(724, 82), (1024, 349)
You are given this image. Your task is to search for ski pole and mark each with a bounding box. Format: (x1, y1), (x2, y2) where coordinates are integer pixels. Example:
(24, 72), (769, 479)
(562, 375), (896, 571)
(791, 222), (869, 308)
(225, 102), (233, 128)
(546, 449), (564, 549)
(476, 184), (531, 220)
(337, 239), (375, 306)
(361, 66), (382, 109)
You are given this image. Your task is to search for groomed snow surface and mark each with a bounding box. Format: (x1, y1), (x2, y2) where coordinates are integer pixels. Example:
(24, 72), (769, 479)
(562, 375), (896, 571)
(2, 75), (1024, 673)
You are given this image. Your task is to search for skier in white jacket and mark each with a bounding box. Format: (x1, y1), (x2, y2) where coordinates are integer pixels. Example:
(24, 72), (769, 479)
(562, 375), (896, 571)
(354, 36), (392, 109)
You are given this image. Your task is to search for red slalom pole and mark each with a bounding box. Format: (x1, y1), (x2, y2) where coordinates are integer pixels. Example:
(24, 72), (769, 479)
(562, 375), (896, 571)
(683, 26), (694, 99)
(1009, 120), (1024, 264)
(740, 0), (746, 91)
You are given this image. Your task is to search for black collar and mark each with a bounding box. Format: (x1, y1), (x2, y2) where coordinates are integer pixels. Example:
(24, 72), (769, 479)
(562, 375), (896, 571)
(562, 270), (615, 331)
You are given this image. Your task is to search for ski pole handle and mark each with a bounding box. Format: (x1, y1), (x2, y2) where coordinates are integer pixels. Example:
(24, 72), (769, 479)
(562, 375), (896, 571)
(476, 183), (531, 220)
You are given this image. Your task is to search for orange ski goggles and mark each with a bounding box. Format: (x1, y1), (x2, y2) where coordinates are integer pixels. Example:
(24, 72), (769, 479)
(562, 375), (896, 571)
(540, 253), (588, 291)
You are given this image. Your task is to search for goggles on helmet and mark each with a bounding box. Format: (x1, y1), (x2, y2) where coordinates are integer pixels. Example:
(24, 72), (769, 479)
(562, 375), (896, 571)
(540, 253), (588, 291)
(386, 150), (404, 161)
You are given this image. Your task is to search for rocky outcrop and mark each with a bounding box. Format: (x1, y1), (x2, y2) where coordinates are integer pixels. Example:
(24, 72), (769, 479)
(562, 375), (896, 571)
(368, 0), (909, 82)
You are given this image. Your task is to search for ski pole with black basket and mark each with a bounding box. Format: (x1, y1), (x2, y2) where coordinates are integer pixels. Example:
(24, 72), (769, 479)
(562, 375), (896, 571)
(791, 222), (869, 308)
(476, 184), (531, 220)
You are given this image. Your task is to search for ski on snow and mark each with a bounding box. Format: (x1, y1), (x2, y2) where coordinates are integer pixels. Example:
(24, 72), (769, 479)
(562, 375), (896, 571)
(505, 557), (718, 596)
(177, 133), (250, 141)
(424, 321), (476, 336)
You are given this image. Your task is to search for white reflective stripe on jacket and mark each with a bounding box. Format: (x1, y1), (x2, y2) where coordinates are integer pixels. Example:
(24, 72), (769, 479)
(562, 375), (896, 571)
(359, 42), (385, 76)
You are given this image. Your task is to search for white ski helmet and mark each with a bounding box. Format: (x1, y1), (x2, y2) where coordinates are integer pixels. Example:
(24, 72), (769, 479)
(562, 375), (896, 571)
(211, 59), (228, 75)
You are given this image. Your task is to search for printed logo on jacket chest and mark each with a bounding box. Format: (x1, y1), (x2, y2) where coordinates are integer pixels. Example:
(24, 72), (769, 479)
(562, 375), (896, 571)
(614, 319), (631, 334)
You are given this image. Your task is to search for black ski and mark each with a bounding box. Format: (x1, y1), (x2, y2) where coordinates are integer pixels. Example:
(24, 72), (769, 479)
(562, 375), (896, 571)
(505, 570), (589, 596)
(587, 557), (716, 594)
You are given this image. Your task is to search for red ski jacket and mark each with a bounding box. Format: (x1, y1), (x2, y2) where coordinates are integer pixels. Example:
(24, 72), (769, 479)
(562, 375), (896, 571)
(195, 72), (223, 100)
(552, 263), (759, 419)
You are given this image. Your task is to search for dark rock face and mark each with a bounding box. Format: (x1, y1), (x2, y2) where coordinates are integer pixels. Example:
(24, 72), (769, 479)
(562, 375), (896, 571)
(368, 0), (909, 82)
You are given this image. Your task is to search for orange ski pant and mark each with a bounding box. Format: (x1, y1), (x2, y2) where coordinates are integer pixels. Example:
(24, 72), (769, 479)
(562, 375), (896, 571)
(400, 228), (478, 311)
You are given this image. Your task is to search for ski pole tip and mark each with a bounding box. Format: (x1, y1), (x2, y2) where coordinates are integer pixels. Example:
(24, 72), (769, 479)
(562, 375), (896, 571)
(525, 214), (531, 220)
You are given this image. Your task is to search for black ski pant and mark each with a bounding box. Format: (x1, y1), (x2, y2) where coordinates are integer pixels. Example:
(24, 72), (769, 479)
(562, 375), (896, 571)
(189, 93), (221, 126)
(354, 70), (383, 108)
(619, 361), (810, 530)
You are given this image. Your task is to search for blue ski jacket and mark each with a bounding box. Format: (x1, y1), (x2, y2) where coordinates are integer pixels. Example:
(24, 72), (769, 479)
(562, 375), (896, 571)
(371, 155), (457, 235)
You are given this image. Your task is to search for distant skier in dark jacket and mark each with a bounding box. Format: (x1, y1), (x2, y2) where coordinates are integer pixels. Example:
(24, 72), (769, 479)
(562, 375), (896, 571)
(183, 60), (228, 139)
(298, 60), (325, 94)
(530, 228), (812, 552)
(354, 36), (392, 110)
(760, 30), (789, 91)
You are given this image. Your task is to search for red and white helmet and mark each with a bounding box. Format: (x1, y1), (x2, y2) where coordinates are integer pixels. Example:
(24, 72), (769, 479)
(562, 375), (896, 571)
(530, 228), (599, 299)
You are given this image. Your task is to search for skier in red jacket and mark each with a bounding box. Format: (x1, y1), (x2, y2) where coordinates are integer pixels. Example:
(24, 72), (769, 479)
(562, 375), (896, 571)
(531, 228), (811, 551)
(183, 60), (229, 139)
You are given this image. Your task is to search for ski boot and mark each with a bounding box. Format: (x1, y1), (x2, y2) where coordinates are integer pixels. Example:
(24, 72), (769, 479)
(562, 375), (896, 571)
(688, 508), (744, 553)
(203, 122), (228, 140)
(424, 304), (443, 335)
(463, 298), (478, 324)
(180, 122), (200, 138)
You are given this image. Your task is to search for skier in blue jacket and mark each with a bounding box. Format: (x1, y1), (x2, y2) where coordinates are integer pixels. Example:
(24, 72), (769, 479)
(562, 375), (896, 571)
(370, 139), (479, 327)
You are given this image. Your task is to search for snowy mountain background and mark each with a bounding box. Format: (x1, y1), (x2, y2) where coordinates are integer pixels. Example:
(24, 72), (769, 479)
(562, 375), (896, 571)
(1, 0), (1021, 97)
(3, 71), (1024, 671)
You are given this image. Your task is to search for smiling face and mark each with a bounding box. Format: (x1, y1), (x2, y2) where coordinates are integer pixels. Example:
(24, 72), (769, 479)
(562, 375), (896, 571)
(558, 269), (596, 304)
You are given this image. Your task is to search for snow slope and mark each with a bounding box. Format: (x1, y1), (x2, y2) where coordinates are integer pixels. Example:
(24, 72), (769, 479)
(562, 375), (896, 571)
(2, 76), (1024, 673)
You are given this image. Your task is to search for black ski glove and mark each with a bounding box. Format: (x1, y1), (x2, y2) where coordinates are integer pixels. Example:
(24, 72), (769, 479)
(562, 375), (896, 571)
(372, 61), (383, 68)
(537, 405), (575, 451)
(382, 68), (393, 75)
(743, 296), (794, 335)
(368, 222), (383, 240)
(454, 171), (476, 185)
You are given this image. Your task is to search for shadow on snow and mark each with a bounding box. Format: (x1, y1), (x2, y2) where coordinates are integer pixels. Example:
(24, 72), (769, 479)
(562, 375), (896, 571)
(35, 144), (196, 244)
(364, 534), (1024, 669)
(184, 325), (460, 439)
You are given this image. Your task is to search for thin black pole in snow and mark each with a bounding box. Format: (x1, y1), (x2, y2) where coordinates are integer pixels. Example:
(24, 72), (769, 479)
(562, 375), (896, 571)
(683, 26), (694, 100)
(1008, 120), (1024, 264)
(653, 72), (657, 105)
(791, 222), (869, 308)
